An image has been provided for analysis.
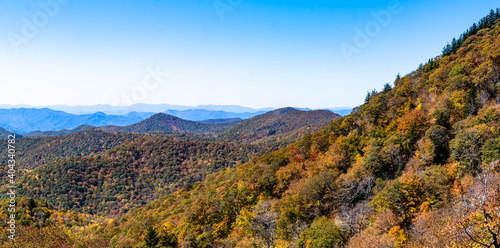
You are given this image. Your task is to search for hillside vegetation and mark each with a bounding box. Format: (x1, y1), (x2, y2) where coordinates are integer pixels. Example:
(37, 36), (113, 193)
(99, 113), (236, 134)
(0, 129), (143, 170)
(15, 138), (275, 216)
(219, 108), (339, 145)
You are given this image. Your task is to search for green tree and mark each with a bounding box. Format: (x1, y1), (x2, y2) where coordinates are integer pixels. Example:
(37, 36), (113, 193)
(383, 83), (393, 92)
(144, 225), (161, 248)
(435, 111), (450, 129)
(482, 138), (500, 164)
(161, 232), (178, 248)
(464, 87), (478, 117)
(297, 216), (347, 248)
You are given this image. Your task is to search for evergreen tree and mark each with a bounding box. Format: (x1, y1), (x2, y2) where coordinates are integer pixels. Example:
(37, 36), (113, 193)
(365, 91), (372, 104)
(161, 232), (178, 248)
(383, 83), (392, 92)
(365, 89), (378, 104)
(442, 9), (500, 56)
(464, 87), (478, 117)
(435, 111), (450, 129)
(451, 38), (459, 52)
(487, 9), (496, 27)
(144, 225), (161, 248)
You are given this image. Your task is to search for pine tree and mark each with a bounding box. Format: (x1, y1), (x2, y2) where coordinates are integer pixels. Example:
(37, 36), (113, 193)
(144, 225), (161, 248)
(435, 111), (450, 129)
(383, 83), (392, 92)
(161, 232), (178, 248)
(365, 91), (372, 104)
(487, 9), (496, 27)
(451, 38), (459, 53)
(443, 43), (452, 56)
(442, 9), (500, 56)
(464, 87), (478, 117)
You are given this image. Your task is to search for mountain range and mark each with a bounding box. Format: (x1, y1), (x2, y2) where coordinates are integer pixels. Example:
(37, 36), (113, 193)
(0, 106), (349, 135)
(0, 103), (272, 115)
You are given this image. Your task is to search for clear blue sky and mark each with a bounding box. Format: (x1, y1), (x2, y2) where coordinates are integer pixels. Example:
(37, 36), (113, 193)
(0, 0), (498, 109)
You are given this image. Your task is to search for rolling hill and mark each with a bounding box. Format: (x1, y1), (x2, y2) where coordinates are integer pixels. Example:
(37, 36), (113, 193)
(220, 107), (340, 144)
(98, 113), (237, 134)
(22, 125), (96, 138)
(0, 129), (144, 170)
(0, 127), (20, 139)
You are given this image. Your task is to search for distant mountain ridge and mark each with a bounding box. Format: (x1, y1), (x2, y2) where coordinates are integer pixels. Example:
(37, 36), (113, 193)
(0, 108), (268, 134)
(0, 108), (146, 134)
(0, 106), (346, 135)
(163, 109), (264, 121)
(0, 104), (273, 115)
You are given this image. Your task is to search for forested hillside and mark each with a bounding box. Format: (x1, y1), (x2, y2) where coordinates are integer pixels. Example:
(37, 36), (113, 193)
(0, 129), (143, 170)
(99, 113), (236, 134)
(0, 197), (111, 247)
(22, 124), (95, 138)
(219, 108), (340, 145)
(15, 138), (274, 216)
(0, 128), (20, 139)
(64, 11), (500, 247)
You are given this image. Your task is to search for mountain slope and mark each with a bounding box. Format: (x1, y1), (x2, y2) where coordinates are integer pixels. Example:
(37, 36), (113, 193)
(199, 118), (243, 124)
(0, 129), (143, 170)
(15, 137), (275, 215)
(99, 113), (237, 134)
(220, 107), (340, 144)
(0, 127), (21, 139)
(22, 124), (96, 138)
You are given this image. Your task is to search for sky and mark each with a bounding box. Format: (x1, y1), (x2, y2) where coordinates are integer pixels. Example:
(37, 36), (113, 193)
(0, 0), (498, 109)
